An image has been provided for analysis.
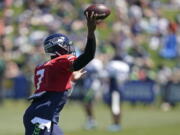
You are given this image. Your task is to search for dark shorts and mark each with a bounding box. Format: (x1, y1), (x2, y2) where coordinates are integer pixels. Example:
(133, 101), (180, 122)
(23, 91), (68, 135)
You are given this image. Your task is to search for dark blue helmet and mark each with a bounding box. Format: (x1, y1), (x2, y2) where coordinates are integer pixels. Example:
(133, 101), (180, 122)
(43, 33), (75, 56)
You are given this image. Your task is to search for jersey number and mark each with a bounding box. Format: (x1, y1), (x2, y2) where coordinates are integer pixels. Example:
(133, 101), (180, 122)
(36, 69), (45, 90)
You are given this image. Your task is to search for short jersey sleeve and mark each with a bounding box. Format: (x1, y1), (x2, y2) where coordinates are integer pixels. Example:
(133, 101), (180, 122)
(53, 55), (77, 72)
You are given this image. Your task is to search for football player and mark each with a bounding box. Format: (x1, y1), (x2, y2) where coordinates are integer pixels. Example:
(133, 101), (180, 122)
(23, 12), (97, 135)
(75, 58), (103, 130)
(106, 57), (130, 132)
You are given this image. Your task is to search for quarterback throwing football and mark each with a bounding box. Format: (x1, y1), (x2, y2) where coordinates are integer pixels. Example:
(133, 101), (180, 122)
(23, 12), (97, 135)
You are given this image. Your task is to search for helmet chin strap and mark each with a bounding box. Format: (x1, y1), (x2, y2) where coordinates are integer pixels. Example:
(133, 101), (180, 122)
(46, 52), (58, 56)
(55, 51), (62, 56)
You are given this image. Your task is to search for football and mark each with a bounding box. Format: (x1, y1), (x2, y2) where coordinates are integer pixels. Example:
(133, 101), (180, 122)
(84, 4), (111, 20)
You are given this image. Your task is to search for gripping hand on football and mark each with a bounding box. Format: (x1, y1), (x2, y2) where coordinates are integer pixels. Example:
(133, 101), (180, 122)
(71, 11), (97, 72)
(85, 11), (97, 37)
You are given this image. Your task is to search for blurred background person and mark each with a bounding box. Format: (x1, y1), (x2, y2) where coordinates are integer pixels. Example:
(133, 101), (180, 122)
(72, 57), (103, 130)
(0, 51), (6, 105)
(105, 55), (130, 132)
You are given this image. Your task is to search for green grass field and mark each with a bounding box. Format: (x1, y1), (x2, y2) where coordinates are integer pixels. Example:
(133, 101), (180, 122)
(0, 100), (180, 135)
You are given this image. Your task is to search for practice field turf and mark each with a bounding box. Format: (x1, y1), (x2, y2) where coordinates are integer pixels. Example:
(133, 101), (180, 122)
(0, 100), (180, 135)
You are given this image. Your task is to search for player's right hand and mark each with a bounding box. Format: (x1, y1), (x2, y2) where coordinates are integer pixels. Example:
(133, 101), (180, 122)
(85, 11), (97, 32)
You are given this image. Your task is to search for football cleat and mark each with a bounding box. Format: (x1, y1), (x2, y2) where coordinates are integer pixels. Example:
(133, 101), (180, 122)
(107, 124), (121, 132)
(84, 119), (97, 130)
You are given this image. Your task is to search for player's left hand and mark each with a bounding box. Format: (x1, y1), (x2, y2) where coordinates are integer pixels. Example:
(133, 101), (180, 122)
(71, 69), (87, 82)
